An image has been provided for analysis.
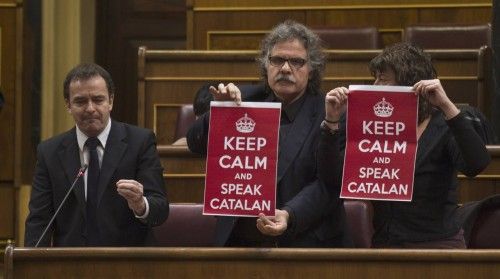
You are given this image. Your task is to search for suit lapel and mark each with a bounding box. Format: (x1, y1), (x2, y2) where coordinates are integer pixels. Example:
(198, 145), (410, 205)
(97, 121), (127, 206)
(57, 128), (86, 214)
(277, 94), (318, 182)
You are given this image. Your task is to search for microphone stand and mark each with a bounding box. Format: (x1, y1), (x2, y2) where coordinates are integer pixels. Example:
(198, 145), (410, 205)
(35, 165), (88, 247)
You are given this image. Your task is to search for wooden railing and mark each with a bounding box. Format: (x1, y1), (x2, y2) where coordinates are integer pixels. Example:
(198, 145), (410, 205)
(4, 245), (500, 279)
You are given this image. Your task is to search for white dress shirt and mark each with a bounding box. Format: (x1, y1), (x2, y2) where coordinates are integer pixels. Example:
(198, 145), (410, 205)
(75, 118), (149, 219)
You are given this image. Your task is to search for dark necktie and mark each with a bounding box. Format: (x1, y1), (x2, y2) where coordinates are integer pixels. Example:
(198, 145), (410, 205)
(85, 137), (101, 246)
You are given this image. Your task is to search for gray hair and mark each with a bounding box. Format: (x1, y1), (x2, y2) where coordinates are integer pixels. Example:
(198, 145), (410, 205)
(258, 20), (326, 95)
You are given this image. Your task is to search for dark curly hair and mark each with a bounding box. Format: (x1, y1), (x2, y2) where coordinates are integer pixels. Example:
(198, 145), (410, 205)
(369, 43), (437, 123)
(258, 20), (326, 95)
(193, 83), (215, 116)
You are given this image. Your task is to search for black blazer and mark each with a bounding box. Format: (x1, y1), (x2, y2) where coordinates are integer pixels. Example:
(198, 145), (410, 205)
(187, 85), (349, 247)
(25, 121), (168, 247)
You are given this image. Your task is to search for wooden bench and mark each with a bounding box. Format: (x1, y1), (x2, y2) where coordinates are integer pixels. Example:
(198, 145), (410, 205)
(138, 47), (493, 145)
(159, 145), (500, 205)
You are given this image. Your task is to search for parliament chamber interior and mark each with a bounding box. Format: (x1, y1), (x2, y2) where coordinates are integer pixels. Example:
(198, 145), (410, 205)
(1, 0), (500, 278)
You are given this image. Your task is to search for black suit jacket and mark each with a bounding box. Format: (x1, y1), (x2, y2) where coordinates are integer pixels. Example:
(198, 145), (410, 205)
(25, 121), (168, 247)
(187, 85), (349, 247)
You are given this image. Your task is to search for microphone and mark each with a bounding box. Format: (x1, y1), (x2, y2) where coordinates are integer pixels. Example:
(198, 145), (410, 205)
(35, 164), (88, 247)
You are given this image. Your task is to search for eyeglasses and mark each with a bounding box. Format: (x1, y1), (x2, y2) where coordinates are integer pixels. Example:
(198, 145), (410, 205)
(268, 56), (307, 69)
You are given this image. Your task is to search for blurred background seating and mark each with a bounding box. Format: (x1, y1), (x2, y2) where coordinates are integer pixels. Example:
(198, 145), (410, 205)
(403, 24), (491, 49)
(313, 27), (382, 49)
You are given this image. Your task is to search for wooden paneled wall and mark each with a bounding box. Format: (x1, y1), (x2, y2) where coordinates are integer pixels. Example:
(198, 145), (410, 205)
(95, 0), (186, 125)
(138, 47), (492, 145)
(0, 0), (23, 248)
(137, 47), (498, 204)
(186, 0), (492, 50)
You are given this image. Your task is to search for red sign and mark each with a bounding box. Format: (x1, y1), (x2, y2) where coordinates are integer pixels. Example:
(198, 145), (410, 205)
(203, 101), (281, 216)
(340, 85), (418, 202)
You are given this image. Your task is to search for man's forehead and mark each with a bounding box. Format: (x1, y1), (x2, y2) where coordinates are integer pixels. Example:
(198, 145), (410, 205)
(70, 75), (104, 85)
(69, 86), (110, 99)
(270, 39), (307, 53)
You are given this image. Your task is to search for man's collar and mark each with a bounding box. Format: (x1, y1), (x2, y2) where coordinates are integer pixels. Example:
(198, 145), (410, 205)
(266, 92), (307, 122)
(76, 118), (112, 151)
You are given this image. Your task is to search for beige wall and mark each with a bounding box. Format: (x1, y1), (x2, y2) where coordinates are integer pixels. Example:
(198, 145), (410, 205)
(17, 0), (95, 246)
(41, 0), (95, 140)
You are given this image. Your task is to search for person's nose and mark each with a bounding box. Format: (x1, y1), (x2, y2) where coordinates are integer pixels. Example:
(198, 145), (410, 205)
(85, 101), (96, 112)
(280, 60), (292, 73)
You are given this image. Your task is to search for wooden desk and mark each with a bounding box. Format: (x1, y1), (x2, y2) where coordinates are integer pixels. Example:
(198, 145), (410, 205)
(161, 145), (500, 204)
(4, 245), (500, 279)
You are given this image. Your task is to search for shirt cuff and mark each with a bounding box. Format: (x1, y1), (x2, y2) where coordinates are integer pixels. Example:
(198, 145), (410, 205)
(134, 196), (150, 219)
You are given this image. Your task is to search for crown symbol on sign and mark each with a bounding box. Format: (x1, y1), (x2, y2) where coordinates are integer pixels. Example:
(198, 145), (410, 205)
(373, 98), (394, 117)
(235, 113), (256, 133)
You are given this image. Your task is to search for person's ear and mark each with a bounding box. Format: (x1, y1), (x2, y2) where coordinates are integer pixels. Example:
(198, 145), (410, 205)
(109, 94), (114, 109)
(65, 99), (71, 112)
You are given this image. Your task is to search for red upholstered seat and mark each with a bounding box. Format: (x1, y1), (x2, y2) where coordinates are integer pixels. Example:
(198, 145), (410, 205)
(344, 200), (374, 248)
(153, 203), (216, 247)
(468, 205), (500, 248)
(403, 24), (491, 49)
(313, 27), (382, 49)
(174, 104), (196, 141)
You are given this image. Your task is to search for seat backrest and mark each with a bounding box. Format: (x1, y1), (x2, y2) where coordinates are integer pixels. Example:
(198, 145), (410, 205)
(468, 205), (500, 248)
(404, 24), (491, 49)
(174, 104), (196, 141)
(313, 27), (382, 49)
(344, 200), (374, 248)
(153, 203), (216, 247)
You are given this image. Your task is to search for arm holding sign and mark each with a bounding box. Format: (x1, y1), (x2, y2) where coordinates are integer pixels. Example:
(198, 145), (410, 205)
(413, 79), (490, 176)
(317, 88), (348, 196)
(325, 87), (348, 124)
(187, 83), (241, 155)
(413, 78), (490, 174)
(413, 79), (460, 120)
(187, 83), (264, 155)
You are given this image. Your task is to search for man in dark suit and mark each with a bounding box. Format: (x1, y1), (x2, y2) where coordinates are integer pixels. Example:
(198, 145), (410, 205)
(25, 63), (168, 247)
(187, 20), (350, 247)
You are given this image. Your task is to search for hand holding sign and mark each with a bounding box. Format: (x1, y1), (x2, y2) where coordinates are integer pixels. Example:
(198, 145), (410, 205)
(209, 83), (242, 105)
(325, 87), (349, 122)
(413, 79), (460, 119)
(256, 210), (289, 236)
